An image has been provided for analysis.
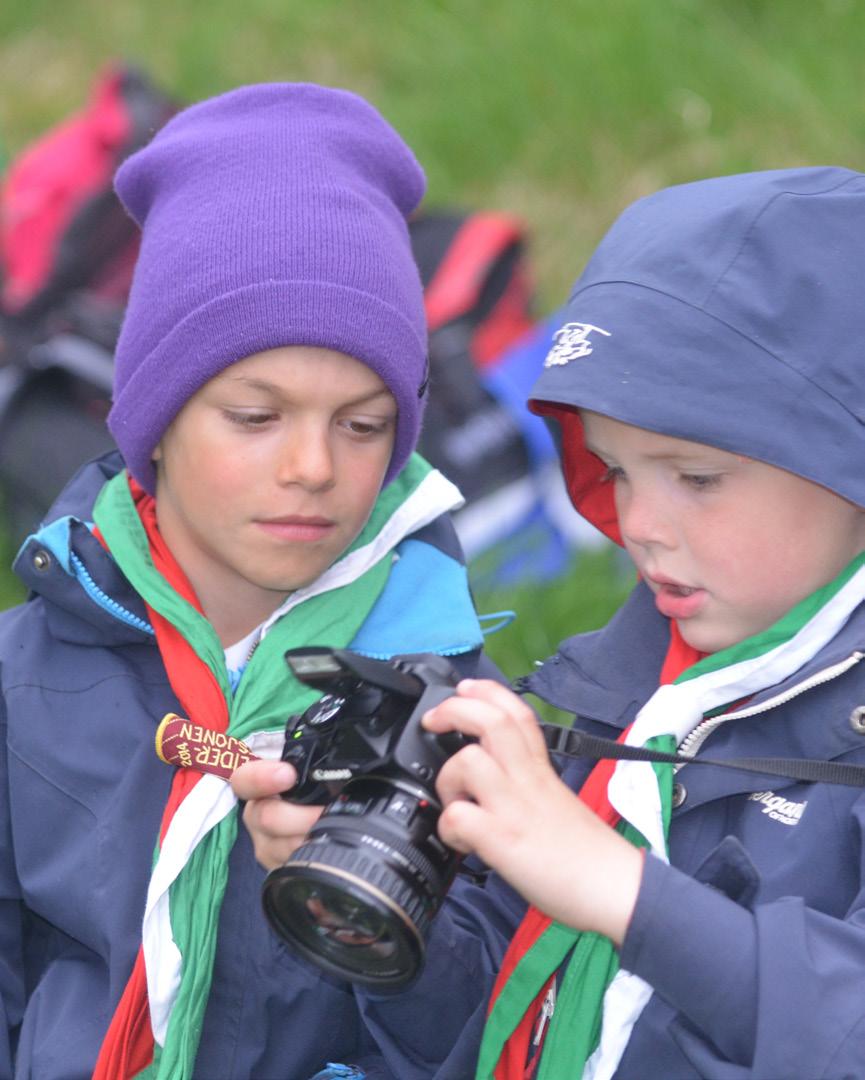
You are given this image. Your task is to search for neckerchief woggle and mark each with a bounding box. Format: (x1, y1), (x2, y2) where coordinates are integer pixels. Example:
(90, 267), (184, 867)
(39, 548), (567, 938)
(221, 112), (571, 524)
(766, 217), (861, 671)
(477, 549), (865, 1080)
(89, 454), (464, 1080)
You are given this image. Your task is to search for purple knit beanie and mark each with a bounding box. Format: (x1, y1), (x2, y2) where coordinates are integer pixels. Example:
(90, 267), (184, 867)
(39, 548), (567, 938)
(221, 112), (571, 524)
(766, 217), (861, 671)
(108, 82), (428, 492)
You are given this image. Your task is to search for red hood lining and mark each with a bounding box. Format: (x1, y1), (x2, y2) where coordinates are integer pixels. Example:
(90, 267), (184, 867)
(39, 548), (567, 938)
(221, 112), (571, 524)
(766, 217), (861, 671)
(531, 401), (622, 546)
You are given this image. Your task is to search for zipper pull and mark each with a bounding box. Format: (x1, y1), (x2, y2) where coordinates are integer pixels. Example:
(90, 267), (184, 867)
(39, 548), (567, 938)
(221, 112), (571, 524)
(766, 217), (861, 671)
(532, 982), (557, 1047)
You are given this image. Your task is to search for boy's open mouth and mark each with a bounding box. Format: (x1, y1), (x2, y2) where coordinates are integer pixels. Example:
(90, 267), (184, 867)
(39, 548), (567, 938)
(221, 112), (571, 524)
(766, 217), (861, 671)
(653, 580), (706, 620)
(647, 574), (697, 596)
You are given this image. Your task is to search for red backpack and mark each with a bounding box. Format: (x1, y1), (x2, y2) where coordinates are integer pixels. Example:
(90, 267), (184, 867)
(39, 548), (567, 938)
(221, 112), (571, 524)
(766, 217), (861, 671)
(409, 210), (585, 585)
(0, 63), (175, 324)
(0, 64), (175, 544)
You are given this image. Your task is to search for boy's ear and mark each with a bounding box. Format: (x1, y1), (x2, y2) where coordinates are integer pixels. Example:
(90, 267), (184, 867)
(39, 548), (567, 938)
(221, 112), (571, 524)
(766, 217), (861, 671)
(152, 442), (163, 463)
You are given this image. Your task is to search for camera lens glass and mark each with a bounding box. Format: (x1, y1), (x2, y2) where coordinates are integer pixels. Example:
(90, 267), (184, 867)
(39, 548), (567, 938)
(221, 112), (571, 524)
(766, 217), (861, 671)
(305, 886), (397, 956)
(262, 777), (459, 986)
(263, 864), (418, 984)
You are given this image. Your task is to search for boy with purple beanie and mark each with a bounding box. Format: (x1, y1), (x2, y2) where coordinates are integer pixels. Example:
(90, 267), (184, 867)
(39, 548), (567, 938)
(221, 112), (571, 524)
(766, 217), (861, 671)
(0, 83), (498, 1080)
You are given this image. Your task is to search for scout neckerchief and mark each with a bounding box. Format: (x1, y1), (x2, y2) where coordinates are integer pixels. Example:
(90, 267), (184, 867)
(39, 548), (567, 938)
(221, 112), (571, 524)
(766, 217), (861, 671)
(90, 455), (457, 1080)
(477, 549), (865, 1080)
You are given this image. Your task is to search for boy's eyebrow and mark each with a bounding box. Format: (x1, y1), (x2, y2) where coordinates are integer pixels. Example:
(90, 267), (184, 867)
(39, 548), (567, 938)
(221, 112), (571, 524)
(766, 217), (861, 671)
(641, 448), (722, 462)
(584, 440), (734, 465)
(225, 374), (395, 405)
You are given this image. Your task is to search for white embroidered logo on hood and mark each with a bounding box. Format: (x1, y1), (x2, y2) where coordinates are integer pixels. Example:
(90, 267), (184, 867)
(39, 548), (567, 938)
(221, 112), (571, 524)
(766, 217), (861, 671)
(544, 321), (612, 367)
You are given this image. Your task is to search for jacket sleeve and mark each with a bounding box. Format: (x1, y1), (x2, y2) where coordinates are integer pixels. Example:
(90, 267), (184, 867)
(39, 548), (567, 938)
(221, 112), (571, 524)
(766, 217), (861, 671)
(621, 831), (865, 1078)
(0, 688), (26, 1075)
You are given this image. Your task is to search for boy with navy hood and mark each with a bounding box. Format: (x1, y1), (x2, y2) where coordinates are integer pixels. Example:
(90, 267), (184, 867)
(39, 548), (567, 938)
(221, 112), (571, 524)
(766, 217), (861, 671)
(0, 83), (500, 1080)
(240, 165), (865, 1078)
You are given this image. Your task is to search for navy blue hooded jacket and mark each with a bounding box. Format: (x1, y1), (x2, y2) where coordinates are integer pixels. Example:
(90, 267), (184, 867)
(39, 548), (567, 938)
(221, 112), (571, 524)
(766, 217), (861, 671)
(517, 166), (865, 1077)
(0, 451), (511, 1080)
(301, 166), (865, 1077)
(521, 584), (865, 1077)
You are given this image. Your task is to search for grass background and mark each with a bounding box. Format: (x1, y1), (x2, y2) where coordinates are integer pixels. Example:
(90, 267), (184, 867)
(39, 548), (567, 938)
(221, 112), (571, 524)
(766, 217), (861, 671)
(0, 0), (864, 681)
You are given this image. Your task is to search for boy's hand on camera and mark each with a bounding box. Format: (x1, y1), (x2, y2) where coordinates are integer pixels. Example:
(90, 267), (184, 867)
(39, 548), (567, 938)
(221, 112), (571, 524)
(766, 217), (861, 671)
(423, 680), (643, 946)
(230, 759), (324, 871)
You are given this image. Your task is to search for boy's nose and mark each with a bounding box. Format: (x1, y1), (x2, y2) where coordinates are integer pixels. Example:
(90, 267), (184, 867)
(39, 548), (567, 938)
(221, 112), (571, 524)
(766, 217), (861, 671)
(275, 427), (335, 490)
(617, 489), (675, 550)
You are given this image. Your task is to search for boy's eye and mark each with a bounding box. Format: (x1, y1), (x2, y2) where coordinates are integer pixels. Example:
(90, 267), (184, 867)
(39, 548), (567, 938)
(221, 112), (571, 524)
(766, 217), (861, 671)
(223, 409), (278, 428)
(342, 418), (393, 438)
(681, 472), (722, 490)
(600, 465), (625, 484)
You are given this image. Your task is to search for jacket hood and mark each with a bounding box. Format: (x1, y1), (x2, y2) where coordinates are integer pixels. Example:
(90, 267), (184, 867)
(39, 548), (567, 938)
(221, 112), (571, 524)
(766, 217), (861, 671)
(529, 166), (865, 541)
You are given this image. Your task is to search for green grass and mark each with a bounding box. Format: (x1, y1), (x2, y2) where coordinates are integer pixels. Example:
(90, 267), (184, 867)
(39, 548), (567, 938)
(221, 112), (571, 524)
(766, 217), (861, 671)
(472, 545), (633, 718)
(0, 524), (23, 609)
(475, 545), (633, 672)
(0, 0), (863, 668)
(3, 0), (865, 307)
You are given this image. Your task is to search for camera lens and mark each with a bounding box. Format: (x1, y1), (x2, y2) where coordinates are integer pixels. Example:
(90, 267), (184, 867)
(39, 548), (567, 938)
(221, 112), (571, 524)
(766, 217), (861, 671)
(262, 777), (458, 987)
(263, 866), (417, 984)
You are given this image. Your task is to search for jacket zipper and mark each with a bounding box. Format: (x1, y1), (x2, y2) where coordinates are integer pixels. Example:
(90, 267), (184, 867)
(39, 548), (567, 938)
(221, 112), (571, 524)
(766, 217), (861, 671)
(70, 552), (154, 634)
(677, 650), (865, 760)
(521, 652), (865, 760)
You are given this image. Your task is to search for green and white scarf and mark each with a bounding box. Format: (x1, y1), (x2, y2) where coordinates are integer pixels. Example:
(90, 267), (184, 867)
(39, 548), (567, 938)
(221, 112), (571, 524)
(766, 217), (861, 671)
(479, 549), (865, 1080)
(91, 454), (470, 1079)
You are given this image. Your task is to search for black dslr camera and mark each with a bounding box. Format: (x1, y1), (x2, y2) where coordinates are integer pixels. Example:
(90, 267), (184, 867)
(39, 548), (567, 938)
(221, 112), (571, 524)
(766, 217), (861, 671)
(261, 647), (469, 988)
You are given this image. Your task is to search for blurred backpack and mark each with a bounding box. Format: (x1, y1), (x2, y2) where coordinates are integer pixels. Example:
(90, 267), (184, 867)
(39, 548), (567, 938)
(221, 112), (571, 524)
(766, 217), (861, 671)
(411, 210), (535, 502)
(410, 210), (598, 587)
(0, 63), (175, 544)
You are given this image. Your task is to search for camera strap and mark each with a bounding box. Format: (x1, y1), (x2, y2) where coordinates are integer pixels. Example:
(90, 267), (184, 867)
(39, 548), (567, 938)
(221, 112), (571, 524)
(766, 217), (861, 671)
(541, 724), (865, 787)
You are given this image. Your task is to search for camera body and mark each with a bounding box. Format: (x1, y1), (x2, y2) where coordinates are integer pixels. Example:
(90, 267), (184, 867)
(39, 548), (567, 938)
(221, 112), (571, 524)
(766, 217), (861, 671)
(261, 647), (468, 988)
(278, 647), (465, 804)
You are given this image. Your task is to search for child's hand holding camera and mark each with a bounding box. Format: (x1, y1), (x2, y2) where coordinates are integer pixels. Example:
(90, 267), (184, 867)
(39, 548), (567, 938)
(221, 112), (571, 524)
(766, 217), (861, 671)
(231, 760), (325, 871)
(423, 678), (644, 946)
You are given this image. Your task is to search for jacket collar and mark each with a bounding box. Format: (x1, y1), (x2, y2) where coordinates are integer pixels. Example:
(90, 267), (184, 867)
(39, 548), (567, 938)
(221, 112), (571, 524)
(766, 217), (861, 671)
(522, 583), (667, 725)
(526, 582), (865, 806)
(14, 452), (153, 647)
(525, 579), (865, 736)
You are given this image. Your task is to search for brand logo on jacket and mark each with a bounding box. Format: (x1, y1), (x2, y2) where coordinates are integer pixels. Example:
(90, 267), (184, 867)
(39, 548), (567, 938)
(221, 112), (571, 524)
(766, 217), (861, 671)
(544, 321), (611, 367)
(748, 790), (808, 826)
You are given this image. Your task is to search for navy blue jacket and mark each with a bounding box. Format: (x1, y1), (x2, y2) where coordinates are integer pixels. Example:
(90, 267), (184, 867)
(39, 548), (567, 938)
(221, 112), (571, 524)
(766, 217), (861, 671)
(0, 453), (509, 1080)
(514, 581), (865, 1078)
(496, 165), (865, 1077)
